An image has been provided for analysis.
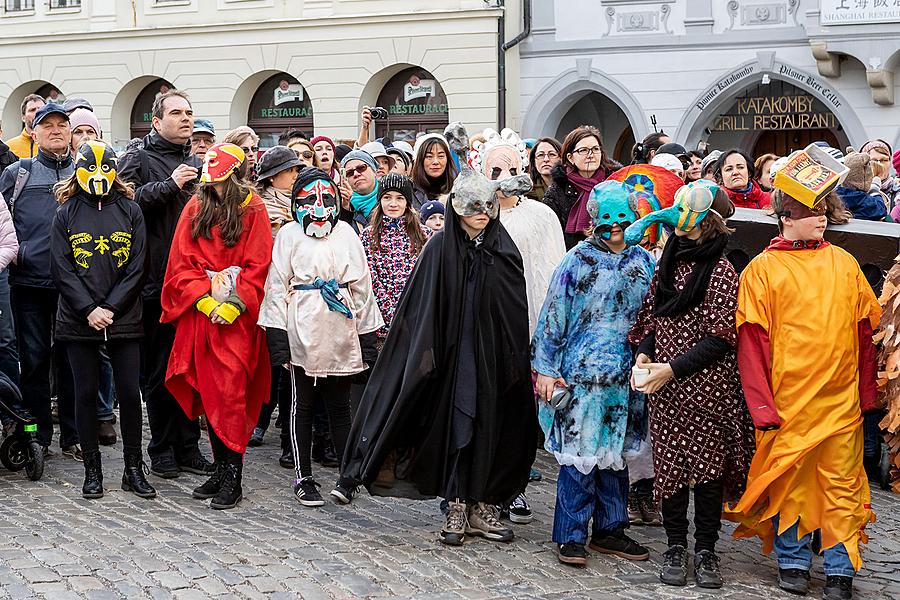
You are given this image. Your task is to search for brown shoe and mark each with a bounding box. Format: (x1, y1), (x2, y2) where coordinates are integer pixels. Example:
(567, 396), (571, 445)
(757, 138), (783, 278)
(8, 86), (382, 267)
(440, 500), (468, 546)
(466, 502), (514, 542)
(640, 495), (662, 526)
(98, 420), (117, 446)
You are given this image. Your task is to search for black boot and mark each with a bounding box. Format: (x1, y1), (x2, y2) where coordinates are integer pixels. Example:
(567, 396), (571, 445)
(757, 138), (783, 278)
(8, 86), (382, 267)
(122, 452), (157, 499)
(82, 449), (104, 499)
(192, 461), (226, 499)
(210, 461), (243, 510)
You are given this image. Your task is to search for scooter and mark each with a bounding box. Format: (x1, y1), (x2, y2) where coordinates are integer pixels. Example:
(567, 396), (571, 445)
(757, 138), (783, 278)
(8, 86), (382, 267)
(0, 371), (43, 481)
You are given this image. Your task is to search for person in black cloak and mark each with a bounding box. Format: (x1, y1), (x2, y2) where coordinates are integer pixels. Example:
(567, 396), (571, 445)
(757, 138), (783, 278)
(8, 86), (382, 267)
(337, 124), (537, 547)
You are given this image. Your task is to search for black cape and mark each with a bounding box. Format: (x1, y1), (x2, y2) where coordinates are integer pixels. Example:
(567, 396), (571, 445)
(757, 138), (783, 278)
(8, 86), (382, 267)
(341, 205), (536, 505)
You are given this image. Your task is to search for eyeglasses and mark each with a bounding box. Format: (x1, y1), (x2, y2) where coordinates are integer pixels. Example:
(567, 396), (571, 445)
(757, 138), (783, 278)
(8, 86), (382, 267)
(191, 138), (211, 147)
(535, 151), (559, 161)
(571, 146), (601, 156)
(241, 146), (259, 154)
(298, 151), (313, 160)
(344, 164), (370, 178)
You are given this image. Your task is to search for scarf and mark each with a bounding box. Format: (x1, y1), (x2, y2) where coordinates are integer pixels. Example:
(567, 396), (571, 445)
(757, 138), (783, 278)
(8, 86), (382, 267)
(564, 165), (607, 234)
(653, 233), (728, 317)
(351, 180), (380, 219)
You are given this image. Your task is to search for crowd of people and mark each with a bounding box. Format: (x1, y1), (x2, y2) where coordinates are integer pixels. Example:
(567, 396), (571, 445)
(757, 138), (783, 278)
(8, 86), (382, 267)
(1, 88), (899, 600)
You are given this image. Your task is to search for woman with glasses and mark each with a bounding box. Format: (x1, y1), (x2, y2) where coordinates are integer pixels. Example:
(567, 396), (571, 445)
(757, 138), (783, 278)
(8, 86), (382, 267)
(543, 126), (621, 249)
(527, 137), (562, 201)
(223, 126), (260, 179)
(288, 138), (316, 168)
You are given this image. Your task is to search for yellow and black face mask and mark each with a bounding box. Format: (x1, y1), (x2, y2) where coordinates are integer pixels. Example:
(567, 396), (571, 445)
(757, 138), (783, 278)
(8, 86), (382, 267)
(75, 140), (117, 197)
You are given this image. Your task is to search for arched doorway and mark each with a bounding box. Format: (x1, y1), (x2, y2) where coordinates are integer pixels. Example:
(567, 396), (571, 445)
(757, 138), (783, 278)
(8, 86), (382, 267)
(554, 91), (634, 165)
(35, 83), (65, 106)
(247, 73), (314, 148)
(130, 78), (173, 139)
(705, 79), (847, 156)
(375, 67), (449, 142)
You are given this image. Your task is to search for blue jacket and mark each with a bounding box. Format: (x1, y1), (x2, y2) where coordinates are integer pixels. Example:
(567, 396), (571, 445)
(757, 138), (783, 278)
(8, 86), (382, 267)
(836, 185), (888, 222)
(0, 149), (74, 287)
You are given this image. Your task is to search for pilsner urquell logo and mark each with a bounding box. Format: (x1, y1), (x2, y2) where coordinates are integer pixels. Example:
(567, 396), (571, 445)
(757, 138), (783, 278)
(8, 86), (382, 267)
(784, 154), (835, 192)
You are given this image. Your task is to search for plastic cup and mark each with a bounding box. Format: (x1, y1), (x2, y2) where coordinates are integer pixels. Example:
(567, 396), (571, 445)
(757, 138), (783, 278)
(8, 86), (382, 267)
(632, 366), (650, 388)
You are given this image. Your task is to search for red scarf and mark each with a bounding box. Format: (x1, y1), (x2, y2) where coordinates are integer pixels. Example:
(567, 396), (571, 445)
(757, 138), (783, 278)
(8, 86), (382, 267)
(564, 165), (607, 234)
(766, 236), (830, 251)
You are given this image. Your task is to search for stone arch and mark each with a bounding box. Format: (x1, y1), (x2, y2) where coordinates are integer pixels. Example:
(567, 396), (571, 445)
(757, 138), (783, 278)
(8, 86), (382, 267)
(674, 58), (867, 150)
(110, 75), (169, 146)
(520, 66), (648, 145)
(229, 69), (286, 138)
(2, 79), (53, 141)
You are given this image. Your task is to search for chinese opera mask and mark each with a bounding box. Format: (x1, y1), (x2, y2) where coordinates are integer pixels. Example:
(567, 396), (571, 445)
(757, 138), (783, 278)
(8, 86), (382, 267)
(201, 143), (245, 183)
(292, 174), (340, 238)
(75, 140), (117, 196)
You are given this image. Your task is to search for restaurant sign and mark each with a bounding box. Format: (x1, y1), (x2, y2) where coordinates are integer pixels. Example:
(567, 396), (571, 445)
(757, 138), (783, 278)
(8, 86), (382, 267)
(712, 93), (838, 132)
(820, 0), (900, 25)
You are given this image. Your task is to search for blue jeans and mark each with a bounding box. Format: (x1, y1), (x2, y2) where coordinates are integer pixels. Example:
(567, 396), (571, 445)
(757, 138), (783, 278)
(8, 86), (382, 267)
(0, 269), (18, 385)
(773, 515), (856, 577)
(863, 412), (881, 458)
(97, 347), (115, 421)
(553, 464), (629, 545)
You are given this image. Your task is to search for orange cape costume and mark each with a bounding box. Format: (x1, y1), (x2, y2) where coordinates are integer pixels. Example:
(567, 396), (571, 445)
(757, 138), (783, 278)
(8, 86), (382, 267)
(727, 238), (880, 571)
(161, 194), (273, 453)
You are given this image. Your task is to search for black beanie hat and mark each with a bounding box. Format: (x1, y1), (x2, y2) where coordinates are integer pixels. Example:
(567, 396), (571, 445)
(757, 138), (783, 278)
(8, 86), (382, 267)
(378, 172), (414, 204)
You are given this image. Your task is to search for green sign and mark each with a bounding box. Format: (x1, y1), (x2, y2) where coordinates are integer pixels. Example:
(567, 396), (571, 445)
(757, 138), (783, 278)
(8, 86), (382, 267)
(388, 103), (448, 116)
(259, 107), (313, 119)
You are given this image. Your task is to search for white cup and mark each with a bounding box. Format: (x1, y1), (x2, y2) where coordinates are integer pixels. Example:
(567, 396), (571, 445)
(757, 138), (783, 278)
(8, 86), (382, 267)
(632, 366), (650, 388)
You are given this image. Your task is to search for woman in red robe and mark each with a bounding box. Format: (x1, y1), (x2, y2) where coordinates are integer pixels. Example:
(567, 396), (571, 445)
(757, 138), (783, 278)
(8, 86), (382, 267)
(161, 143), (272, 510)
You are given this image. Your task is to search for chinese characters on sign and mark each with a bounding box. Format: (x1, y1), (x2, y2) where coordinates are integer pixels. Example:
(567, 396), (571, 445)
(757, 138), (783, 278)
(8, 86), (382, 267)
(820, 0), (900, 25)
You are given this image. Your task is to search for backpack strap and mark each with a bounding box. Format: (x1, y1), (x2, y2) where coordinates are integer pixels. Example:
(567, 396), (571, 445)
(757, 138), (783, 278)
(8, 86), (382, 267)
(9, 158), (32, 221)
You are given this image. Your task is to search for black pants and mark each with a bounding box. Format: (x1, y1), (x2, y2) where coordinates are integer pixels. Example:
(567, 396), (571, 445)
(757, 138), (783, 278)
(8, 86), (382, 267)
(67, 340), (142, 455)
(256, 366), (291, 450)
(289, 367), (352, 479)
(141, 297), (201, 463)
(10, 285), (77, 448)
(208, 423), (242, 466)
(660, 479), (724, 553)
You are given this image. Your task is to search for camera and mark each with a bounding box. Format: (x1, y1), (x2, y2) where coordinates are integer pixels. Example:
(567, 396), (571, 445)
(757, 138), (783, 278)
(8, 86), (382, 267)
(370, 106), (388, 120)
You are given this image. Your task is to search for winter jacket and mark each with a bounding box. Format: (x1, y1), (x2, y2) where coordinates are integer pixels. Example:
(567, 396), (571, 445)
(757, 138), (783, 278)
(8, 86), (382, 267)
(0, 140), (18, 173)
(118, 130), (201, 299)
(724, 180), (771, 210)
(50, 190), (146, 342)
(0, 196), (18, 271)
(4, 129), (36, 160)
(0, 149), (74, 287)
(542, 162), (621, 249)
(260, 185), (292, 238)
(836, 185), (889, 221)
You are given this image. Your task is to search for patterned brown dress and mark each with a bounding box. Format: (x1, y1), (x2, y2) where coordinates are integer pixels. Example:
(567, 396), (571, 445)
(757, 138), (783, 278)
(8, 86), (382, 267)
(628, 257), (755, 502)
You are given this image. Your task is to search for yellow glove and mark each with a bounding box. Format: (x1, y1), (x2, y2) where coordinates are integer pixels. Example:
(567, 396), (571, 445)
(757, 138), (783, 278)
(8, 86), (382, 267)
(215, 302), (242, 324)
(195, 295), (219, 317)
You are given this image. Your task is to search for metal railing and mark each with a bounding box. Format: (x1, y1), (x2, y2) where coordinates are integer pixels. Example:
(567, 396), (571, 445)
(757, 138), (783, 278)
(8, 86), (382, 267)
(4, 0), (35, 12)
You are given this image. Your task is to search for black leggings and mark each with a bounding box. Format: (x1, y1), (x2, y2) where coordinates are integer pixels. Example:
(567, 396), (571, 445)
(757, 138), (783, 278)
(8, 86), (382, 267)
(660, 479), (724, 553)
(289, 366), (352, 480)
(208, 424), (242, 466)
(66, 340), (142, 455)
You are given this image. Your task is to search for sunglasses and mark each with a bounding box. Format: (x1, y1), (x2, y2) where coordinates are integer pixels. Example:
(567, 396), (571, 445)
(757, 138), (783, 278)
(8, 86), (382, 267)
(297, 150), (313, 160)
(241, 146), (259, 154)
(344, 164), (370, 178)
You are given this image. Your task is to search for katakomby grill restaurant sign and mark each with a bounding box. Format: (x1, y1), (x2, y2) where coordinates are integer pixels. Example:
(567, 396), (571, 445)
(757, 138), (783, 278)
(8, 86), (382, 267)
(712, 94), (839, 132)
(696, 63), (843, 113)
(821, 0), (900, 25)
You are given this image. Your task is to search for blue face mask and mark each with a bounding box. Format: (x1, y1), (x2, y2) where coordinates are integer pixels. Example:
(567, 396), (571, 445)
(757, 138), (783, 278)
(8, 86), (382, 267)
(624, 181), (715, 246)
(586, 181), (638, 240)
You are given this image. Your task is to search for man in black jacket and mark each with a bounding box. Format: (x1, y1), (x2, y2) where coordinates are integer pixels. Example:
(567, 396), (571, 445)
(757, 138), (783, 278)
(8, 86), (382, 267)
(0, 123), (17, 173)
(117, 89), (211, 479)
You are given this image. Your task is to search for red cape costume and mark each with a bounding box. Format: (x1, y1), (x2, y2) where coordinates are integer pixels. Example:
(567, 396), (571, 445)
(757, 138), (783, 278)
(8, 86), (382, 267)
(160, 193), (273, 453)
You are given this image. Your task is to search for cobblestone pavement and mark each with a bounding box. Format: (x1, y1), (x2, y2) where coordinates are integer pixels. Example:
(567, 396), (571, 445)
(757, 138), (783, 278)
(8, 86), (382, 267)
(1, 419), (899, 600)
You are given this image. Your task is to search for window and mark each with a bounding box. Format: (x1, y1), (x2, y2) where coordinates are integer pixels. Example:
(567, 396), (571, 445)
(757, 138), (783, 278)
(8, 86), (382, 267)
(49, 0), (81, 8)
(375, 67), (449, 142)
(4, 0), (35, 11)
(247, 73), (314, 149)
(130, 78), (174, 140)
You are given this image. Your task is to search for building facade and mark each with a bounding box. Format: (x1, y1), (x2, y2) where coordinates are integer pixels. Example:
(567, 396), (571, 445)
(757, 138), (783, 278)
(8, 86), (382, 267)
(519, 0), (900, 164)
(0, 0), (523, 148)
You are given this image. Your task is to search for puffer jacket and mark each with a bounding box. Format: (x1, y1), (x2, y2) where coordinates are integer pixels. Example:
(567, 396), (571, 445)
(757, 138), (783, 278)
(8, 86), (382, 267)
(724, 180), (771, 210)
(50, 189), (146, 342)
(118, 130), (201, 299)
(836, 185), (889, 221)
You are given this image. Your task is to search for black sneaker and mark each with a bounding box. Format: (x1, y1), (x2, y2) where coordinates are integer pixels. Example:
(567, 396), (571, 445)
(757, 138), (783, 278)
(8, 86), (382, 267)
(659, 545), (688, 586)
(505, 493), (533, 524)
(293, 477), (325, 507)
(694, 549), (723, 589)
(330, 477), (358, 505)
(778, 568), (811, 595)
(247, 427), (265, 447)
(588, 529), (650, 561)
(279, 448), (295, 469)
(177, 453), (214, 475)
(557, 542), (588, 567)
(150, 455), (180, 479)
(823, 575), (853, 600)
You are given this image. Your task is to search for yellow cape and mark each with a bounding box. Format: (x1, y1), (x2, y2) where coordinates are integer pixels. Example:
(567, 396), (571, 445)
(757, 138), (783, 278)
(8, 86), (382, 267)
(726, 244), (881, 571)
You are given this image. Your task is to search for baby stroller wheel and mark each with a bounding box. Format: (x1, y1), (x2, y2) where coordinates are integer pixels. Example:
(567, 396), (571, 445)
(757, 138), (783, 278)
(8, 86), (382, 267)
(25, 440), (43, 481)
(0, 435), (28, 471)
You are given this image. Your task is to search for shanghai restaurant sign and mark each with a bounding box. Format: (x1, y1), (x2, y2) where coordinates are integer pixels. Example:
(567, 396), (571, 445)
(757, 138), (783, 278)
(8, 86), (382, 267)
(820, 0), (900, 25)
(712, 94), (839, 132)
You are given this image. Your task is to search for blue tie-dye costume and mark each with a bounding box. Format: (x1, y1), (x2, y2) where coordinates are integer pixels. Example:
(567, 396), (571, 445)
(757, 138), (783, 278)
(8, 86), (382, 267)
(532, 242), (654, 474)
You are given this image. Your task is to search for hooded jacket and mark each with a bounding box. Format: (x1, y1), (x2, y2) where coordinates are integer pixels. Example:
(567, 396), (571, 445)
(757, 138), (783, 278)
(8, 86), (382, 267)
(0, 140), (18, 173)
(118, 130), (202, 298)
(50, 189), (146, 341)
(724, 180), (771, 210)
(0, 149), (74, 287)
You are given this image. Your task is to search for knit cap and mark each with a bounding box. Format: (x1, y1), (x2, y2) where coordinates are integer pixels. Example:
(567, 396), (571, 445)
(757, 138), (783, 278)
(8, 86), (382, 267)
(340, 149), (377, 173)
(419, 200), (445, 222)
(893, 149), (900, 176)
(700, 150), (722, 177)
(310, 135), (335, 153)
(842, 150), (873, 192)
(377, 172), (413, 203)
(69, 108), (101, 137)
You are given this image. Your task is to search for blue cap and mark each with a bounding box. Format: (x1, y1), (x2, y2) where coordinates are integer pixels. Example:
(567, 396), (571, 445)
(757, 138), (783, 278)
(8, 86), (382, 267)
(340, 149), (377, 173)
(32, 103), (69, 127)
(419, 200), (445, 222)
(193, 118), (215, 136)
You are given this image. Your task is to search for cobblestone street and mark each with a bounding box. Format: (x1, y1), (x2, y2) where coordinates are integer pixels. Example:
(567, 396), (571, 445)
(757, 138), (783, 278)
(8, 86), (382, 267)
(1, 422), (898, 600)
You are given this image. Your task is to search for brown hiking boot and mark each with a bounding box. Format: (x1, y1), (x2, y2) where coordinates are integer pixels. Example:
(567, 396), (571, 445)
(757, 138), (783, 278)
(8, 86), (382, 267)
(466, 502), (514, 542)
(373, 450), (397, 489)
(440, 500), (468, 546)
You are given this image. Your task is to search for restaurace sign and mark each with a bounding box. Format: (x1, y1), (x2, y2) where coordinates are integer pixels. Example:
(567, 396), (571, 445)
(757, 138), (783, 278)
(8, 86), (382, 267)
(820, 0), (900, 25)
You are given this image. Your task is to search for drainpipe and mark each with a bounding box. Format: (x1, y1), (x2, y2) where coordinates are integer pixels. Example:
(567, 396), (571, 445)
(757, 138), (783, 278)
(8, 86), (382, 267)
(497, 0), (532, 130)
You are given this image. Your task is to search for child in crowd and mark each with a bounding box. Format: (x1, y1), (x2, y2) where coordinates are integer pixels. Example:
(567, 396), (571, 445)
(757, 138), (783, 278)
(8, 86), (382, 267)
(419, 200), (445, 232)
